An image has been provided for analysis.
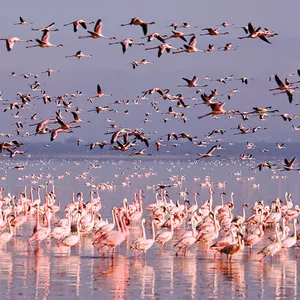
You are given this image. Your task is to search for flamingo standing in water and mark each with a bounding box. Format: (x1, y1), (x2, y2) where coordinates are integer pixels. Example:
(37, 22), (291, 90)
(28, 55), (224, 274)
(57, 214), (81, 251)
(174, 215), (197, 256)
(220, 232), (244, 261)
(155, 215), (174, 249)
(130, 219), (155, 255)
(257, 223), (282, 262)
(28, 207), (52, 249)
(0, 216), (14, 247)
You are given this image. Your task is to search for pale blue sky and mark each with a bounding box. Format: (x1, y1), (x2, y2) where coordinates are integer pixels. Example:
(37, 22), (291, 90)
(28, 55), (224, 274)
(0, 0), (300, 147)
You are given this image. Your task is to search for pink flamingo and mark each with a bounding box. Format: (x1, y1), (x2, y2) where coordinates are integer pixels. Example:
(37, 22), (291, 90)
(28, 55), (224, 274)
(26, 31), (63, 48)
(57, 215), (81, 251)
(281, 219), (297, 250)
(257, 223), (282, 262)
(78, 19), (115, 39)
(130, 219), (155, 255)
(28, 208), (52, 249)
(64, 19), (94, 32)
(0, 216), (14, 247)
(0, 37), (33, 51)
(174, 215), (197, 256)
(155, 215), (174, 249)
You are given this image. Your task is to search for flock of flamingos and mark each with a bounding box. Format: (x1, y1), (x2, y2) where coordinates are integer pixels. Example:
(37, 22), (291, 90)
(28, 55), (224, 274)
(0, 182), (299, 262)
(0, 14), (299, 263)
(0, 15), (298, 163)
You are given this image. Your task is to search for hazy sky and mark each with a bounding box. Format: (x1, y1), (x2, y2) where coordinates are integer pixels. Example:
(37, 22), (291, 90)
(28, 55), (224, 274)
(1, 0), (300, 152)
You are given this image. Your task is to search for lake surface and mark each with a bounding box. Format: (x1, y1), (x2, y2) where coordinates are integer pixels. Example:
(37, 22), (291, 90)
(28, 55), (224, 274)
(0, 157), (299, 299)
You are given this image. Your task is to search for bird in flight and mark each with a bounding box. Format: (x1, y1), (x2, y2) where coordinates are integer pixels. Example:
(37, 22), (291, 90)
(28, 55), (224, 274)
(64, 19), (94, 32)
(0, 37), (33, 51)
(78, 19), (115, 39)
(121, 17), (155, 36)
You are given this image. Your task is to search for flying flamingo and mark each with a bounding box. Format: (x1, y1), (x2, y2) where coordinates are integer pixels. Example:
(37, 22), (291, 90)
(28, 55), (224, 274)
(31, 22), (58, 32)
(13, 16), (32, 25)
(109, 38), (144, 54)
(78, 19), (115, 39)
(65, 50), (92, 59)
(197, 102), (233, 119)
(64, 19), (94, 32)
(172, 35), (204, 54)
(238, 22), (272, 44)
(88, 84), (112, 102)
(121, 17), (155, 36)
(26, 30), (63, 48)
(0, 37), (33, 51)
(178, 76), (198, 87)
(200, 27), (229, 36)
(145, 43), (178, 57)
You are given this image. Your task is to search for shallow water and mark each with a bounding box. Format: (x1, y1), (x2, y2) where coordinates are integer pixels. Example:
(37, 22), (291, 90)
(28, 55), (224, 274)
(0, 157), (299, 299)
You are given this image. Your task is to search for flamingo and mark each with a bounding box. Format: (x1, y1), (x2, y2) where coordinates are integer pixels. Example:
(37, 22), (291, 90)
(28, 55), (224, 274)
(109, 38), (144, 54)
(78, 19), (115, 39)
(0, 37), (33, 51)
(244, 223), (264, 253)
(257, 223), (282, 262)
(178, 76), (198, 88)
(200, 27), (229, 36)
(93, 212), (127, 257)
(57, 214), (81, 251)
(65, 50), (92, 59)
(88, 84), (112, 102)
(197, 102), (233, 119)
(196, 145), (221, 159)
(172, 35), (204, 54)
(121, 17), (155, 36)
(50, 128), (74, 141)
(28, 208), (52, 249)
(238, 22), (272, 44)
(63, 19), (94, 32)
(220, 232), (244, 261)
(130, 219), (155, 255)
(281, 219), (297, 250)
(155, 215), (174, 249)
(26, 31), (63, 48)
(50, 212), (71, 240)
(174, 215), (197, 256)
(31, 22), (58, 32)
(0, 216), (14, 247)
(14, 16), (32, 25)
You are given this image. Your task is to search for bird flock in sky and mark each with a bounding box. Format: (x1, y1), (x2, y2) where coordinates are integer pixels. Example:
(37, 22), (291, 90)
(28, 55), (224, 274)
(0, 16), (300, 171)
